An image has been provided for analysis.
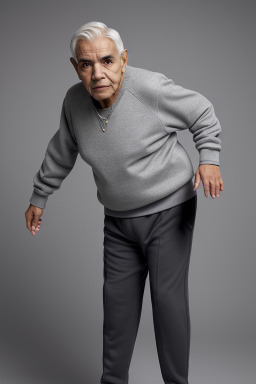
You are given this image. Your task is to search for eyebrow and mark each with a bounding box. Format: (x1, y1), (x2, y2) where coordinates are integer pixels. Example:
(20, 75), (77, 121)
(78, 55), (115, 63)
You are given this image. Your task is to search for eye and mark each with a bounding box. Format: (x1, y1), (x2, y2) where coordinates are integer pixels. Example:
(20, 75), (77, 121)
(82, 62), (90, 68)
(104, 59), (112, 65)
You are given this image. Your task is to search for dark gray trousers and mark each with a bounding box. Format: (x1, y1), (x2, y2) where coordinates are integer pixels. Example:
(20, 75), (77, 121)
(100, 195), (197, 384)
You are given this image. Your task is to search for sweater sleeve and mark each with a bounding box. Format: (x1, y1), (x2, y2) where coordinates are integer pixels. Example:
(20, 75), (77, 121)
(157, 73), (222, 166)
(29, 96), (79, 209)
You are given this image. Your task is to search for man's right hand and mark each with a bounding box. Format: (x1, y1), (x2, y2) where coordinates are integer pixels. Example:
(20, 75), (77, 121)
(25, 204), (43, 236)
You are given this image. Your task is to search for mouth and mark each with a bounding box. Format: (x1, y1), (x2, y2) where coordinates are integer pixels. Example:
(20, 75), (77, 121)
(93, 85), (109, 90)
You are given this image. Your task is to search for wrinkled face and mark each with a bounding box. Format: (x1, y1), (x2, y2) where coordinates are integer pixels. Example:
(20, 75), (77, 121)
(70, 36), (128, 107)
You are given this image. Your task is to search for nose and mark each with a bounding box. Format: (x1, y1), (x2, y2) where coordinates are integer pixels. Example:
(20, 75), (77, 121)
(91, 63), (105, 80)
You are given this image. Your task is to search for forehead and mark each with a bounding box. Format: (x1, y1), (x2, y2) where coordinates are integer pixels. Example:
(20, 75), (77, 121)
(75, 37), (117, 59)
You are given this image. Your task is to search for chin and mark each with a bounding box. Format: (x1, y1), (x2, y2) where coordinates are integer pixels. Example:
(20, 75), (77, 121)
(94, 91), (112, 100)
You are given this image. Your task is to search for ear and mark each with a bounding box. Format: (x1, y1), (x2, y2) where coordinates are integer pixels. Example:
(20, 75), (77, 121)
(121, 49), (128, 73)
(70, 57), (82, 80)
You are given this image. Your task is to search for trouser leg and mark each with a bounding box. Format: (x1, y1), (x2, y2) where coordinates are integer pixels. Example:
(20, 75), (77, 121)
(147, 196), (197, 384)
(100, 215), (148, 384)
(129, 195), (197, 384)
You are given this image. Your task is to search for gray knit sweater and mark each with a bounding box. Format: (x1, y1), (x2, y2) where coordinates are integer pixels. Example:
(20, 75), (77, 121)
(29, 64), (221, 215)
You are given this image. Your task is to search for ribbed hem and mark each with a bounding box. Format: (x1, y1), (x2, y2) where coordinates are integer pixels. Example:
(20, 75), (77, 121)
(199, 149), (220, 166)
(29, 191), (48, 209)
(104, 179), (197, 218)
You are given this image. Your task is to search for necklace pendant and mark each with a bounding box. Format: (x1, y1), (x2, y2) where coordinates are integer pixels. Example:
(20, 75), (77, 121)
(102, 127), (106, 132)
(105, 120), (108, 124)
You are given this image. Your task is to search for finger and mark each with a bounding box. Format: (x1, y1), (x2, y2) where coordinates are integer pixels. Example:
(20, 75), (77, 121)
(26, 211), (36, 235)
(33, 219), (43, 234)
(26, 214), (35, 235)
(209, 180), (217, 198)
(215, 183), (220, 197)
(32, 215), (42, 232)
(203, 180), (210, 197)
(29, 224), (36, 236)
(29, 222), (36, 235)
(193, 172), (201, 191)
(26, 219), (32, 232)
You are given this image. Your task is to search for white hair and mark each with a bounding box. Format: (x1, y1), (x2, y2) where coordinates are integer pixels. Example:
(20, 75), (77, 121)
(70, 21), (125, 62)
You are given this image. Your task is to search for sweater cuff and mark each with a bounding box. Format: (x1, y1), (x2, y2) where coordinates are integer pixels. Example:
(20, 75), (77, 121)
(199, 149), (220, 166)
(29, 191), (49, 209)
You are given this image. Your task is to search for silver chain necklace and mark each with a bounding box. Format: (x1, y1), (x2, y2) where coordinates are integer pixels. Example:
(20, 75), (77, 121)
(91, 98), (113, 132)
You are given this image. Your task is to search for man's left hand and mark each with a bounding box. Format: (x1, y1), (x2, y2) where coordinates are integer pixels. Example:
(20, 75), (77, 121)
(193, 164), (224, 198)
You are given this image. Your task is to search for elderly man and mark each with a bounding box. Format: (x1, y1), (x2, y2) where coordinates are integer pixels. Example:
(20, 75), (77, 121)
(25, 21), (223, 384)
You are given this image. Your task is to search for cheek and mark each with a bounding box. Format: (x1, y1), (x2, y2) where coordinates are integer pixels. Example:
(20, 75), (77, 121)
(80, 75), (90, 87)
(106, 71), (121, 86)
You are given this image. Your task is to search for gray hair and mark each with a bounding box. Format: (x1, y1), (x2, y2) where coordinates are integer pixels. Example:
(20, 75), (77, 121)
(70, 21), (125, 62)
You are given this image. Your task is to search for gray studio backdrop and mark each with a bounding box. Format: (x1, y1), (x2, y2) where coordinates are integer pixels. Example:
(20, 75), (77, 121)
(1, 1), (256, 384)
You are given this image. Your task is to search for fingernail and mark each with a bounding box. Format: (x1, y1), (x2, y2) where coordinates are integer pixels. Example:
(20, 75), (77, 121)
(217, 194), (220, 197)
(213, 195), (215, 198)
